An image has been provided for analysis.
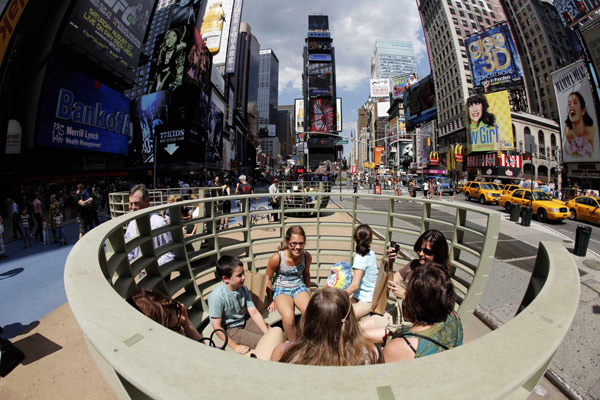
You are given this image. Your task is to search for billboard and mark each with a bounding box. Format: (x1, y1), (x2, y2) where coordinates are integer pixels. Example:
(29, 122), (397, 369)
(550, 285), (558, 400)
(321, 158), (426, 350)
(225, 0), (243, 73)
(465, 23), (524, 93)
(552, 60), (600, 162)
(62, 0), (154, 81)
(308, 98), (335, 133)
(308, 15), (329, 31)
(309, 71), (333, 97)
(207, 100), (224, 161)
(370, 79), (390, 98)
(336, 98), (342, 132)
(554, 0), (600, 27)
(581, 23), (600, 83)
(200, 0), (235, 65)
(308, 54), (332, 62)
(308, 39), (332, 53)
(404, 75), (436, 126)
(465, 90), (513, 153)
(151, 25), (213, 93)
(0, 0), (29, 68)
(295, 99), (304, 133)
(418, 121), (434, 164)
(169, 0), (203, 28)
(37, 61), (131, 156)
(374, 146), (385, 165)
(391, 74), (417, 99)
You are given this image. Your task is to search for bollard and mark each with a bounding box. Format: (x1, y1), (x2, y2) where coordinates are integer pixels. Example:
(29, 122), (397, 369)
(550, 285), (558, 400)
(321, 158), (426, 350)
(509, 203), (520, 222)
(521, 206), (532, 227)
(574, 224), (592, 257)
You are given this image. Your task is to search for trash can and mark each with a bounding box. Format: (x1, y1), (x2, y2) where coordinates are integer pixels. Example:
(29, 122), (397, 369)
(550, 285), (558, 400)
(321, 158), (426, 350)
(521, 206), (532, 226)
(509, 203), (520, 222)
(375, 184), (382, 195)
(574, 224), (592, 257)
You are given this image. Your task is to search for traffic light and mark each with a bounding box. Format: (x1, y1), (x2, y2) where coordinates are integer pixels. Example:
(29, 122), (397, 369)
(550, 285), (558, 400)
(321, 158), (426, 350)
(497, 150), (502, 159)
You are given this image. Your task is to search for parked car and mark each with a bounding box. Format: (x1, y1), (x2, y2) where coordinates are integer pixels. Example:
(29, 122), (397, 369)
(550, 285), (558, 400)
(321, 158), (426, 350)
(463, 181), (502, 204)
(565, 196), (600, 224)
(502, 189), (571, 222)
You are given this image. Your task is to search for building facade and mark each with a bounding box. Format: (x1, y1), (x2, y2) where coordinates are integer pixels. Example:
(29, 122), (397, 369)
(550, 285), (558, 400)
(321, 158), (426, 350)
(257, 49), (279, 133)
(371, 39), (417, 79)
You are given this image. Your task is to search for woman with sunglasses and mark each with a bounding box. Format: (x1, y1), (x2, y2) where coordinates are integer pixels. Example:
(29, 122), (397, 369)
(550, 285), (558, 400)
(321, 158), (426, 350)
(266, 225), (312, 341)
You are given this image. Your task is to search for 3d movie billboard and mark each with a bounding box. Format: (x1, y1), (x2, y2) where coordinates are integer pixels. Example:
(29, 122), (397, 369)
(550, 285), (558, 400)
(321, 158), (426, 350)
(391, 74), (418, 99)
(151, 24), (213, 94)
(62, 0), (154, 81)
(552, 60), (600, 163)
(309, 98), (335, 133)
(465, 23), (524, 93)
(465, 90), (513, 153)
(37, 61), (131, 155)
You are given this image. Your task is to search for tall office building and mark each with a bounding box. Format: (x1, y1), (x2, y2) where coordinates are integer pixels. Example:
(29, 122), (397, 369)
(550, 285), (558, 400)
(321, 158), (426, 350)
(257, 49), (280, 135)
(277, 106), (295, 160)
(501, 0), (576, 121)
(371, 39), (417, 80)
(417, 0), (507, 150)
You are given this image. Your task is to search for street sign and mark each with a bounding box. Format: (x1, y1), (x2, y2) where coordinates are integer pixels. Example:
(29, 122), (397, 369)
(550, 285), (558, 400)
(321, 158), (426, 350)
(335, 139), (349, 145)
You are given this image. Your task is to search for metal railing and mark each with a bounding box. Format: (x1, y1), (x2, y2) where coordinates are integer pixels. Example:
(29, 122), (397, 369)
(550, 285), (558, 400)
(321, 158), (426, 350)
(64, 192), (579, 399)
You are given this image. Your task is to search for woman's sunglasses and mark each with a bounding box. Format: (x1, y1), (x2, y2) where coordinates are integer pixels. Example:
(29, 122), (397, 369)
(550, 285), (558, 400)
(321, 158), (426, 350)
(416, 247), (434, 256)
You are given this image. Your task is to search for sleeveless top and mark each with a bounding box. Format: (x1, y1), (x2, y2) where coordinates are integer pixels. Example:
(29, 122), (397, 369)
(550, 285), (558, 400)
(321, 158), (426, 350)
(398, 312), (463, 358)
(274, 250), (306, 289)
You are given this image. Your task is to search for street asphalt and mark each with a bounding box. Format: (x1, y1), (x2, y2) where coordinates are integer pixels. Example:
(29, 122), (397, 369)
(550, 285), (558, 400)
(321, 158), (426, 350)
(0, 185), (598, 399)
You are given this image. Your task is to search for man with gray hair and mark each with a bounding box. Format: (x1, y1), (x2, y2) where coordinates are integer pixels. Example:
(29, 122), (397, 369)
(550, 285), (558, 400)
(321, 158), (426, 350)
(125, 184), (175, 271)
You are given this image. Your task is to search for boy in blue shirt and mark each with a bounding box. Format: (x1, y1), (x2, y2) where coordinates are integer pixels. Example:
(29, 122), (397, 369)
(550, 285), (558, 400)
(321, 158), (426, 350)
(208, 255), (283, 359)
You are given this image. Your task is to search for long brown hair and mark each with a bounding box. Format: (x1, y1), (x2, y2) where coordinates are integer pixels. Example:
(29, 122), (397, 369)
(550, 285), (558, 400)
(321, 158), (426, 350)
(280, 288), (377, 366)
(131, 288), (179, 331)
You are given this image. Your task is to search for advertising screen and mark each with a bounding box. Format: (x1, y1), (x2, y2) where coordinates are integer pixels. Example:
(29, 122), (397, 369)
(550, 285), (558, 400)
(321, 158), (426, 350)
(370, 79), (390, 98)
(374, 146), (385, 165)
(391, 74), (417, 99)
(465, 90), (513, 153)
(308, 54), (331, 62)
(169, 0), (203, 28)
(151, 24), (213, 94)
(309, 98), (335, 133)
(554, 0), (600, 27)
(465, 23), (524, 93)
(62, 0), (154, 81)
(295, 99), (304, 133)
(552, 60), (600, 163)
(309, 72), (332, 97)
(308, 15), (329, 31)
(225, 0), (243, 73)
(418, 121), (434, 164)
(404, 75), (436, 126)
(37, 61), (131, 156)
(308, 39), (332, 53)
(200, 0), (235, 65)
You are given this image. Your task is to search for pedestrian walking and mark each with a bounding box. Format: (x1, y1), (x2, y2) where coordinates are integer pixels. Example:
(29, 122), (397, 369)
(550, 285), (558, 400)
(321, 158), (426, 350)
(268, 178), (280, 222)
(32, 193), (43, 241)
(20, 208), (33, 248)
(10, 199), (22, 239)
(53, 208), (67, 245)
(448, 181), (455, 202)
(423, 180), (429, 199)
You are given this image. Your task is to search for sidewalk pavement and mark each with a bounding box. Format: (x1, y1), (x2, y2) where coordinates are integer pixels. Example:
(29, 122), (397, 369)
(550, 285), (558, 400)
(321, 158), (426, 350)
(0, 188), (595, 399)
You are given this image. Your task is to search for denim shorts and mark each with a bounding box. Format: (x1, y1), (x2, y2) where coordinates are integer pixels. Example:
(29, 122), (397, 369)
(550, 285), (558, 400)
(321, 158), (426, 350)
(273, 284), (309, 299)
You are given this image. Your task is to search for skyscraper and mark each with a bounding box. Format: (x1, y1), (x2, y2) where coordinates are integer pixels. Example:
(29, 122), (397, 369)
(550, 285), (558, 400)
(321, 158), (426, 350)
(371, 39), (417, 80)
(501, 0), (576, 121)
(416, 0), (507, 149)
(257, 49), (280, 134)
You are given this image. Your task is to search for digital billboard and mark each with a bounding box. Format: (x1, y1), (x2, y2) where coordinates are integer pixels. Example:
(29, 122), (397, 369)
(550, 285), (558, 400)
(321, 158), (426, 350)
(370, 79), (390, 98)
(309, 71), (332, 97)
(465, 90), (513, 153)
(308, 39), (331, 53)
(0, 0), (29, 68)
(554, 0), (600, 27)
(465, 23), (524, 93)
(295, 99), (304, 133)
(391, 74), (418, 99)
(308, 54), (331, 62)
(169, 0), (203, 28)
(552, 60), (600, 163)
(308, 98), (335, 133)
(207, 100), (224, 161)
(374, 146), (385, 165)
(200, 0), (235, 65)
(308, 15), (328, 31)
(418, 121), (434, 164)
(404, 75), (436, 127)
(37, 61), (131, 156)
(62, 0), (154, 81)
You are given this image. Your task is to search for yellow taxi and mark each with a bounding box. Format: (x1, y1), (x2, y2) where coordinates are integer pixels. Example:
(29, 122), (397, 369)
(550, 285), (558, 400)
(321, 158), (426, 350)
(463, 181), (502, 204)
(498, 184), (523, 209)
(565, 196), (600, 224)
(502, 189), (571, 222)
(457, 182), (468, 194)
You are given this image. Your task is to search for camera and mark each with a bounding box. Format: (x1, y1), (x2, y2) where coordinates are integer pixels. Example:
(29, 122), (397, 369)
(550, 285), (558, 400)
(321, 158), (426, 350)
(391, 241), (400, 252)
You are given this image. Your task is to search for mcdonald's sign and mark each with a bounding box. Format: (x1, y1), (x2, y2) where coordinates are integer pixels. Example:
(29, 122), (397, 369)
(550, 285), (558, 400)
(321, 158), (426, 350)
(429, 151), (439, 166)
(455, 145), (464, 163)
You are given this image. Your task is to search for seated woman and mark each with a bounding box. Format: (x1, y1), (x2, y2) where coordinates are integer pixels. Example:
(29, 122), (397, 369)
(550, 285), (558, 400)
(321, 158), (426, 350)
(131, 288), (282, 360)
(380, 262), (463, 362)
(344, 224), (379, 319)
(266, 226), (312, 341)
(360, 229), (450, 329)
(270, 287), (380, 365)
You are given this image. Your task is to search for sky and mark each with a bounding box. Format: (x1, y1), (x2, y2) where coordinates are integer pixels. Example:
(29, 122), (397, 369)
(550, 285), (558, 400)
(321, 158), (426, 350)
(240, 0), (432, 157)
